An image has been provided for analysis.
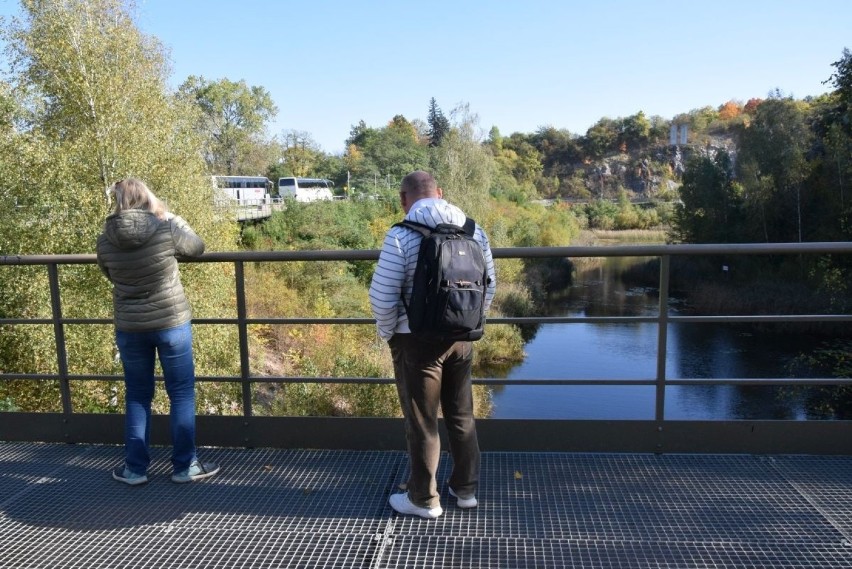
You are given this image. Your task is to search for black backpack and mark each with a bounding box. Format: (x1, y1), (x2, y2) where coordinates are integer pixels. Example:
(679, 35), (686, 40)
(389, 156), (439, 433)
(394, 217), (489, 341)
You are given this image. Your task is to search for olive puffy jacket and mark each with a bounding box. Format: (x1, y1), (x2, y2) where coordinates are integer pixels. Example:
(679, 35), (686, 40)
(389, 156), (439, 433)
(96, 210), (205, 332)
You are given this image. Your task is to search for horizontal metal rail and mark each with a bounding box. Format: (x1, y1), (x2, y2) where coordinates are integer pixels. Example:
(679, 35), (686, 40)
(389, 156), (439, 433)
(2, 242), (852, 453)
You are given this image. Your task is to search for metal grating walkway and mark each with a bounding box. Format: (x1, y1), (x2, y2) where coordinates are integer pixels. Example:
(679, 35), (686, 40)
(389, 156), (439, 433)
(2, 443), (852, 568)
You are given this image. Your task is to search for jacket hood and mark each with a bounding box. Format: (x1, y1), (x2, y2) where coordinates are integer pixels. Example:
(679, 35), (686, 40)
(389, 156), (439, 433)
(405, 198), (467, 228)
(102, 210), (162, 250)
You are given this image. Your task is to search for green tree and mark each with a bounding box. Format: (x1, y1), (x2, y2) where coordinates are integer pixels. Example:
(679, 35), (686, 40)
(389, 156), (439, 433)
(345, 120), (371, 148)
(620, 111), (651, 152)
(805, 91), (851, 241)
(826, 123), (852, 209)
(529, 126), (582, 183)
(818, 49), (852, 228)
(736, 94), (811, 242)
(583, 117), (619, 159)
(0, 0), (239, 413)
(684, 106), (720, 133)
(486, 125), (503, 152)
(671, 151), (743, 243)
(431, 103), (494, 220)
(825, 48), (852, 137)
(312, 153), (348, 190)
(344, 115), (429, 188)
(177, 75), (277, 174)
(277, 129), (322, 177)
(388, 114), (418, 140)
(0, 80), (17, 131)
(500, 133), (543, 187)
(426, 97), (450, 147)
(647, 115), (671, 145)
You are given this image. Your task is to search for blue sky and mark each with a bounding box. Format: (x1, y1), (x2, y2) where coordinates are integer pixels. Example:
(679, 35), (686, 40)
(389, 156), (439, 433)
(2, 0), (851, 154)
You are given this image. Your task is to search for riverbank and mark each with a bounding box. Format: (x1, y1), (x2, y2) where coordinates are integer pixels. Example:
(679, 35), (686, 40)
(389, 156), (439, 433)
(488, 238), (848, 421)
(572, 228), (668, 246)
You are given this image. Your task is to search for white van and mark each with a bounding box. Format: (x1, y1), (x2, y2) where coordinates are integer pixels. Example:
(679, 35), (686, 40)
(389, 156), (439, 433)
(277, 177), (334, 202)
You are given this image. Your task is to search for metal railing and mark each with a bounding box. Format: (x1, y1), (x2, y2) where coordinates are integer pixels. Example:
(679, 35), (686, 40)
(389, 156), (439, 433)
(2, 242), (852, 453)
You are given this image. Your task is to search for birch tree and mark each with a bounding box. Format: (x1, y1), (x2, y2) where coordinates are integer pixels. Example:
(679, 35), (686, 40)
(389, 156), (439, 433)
(430, 103), (494, 221)
(0, 0), (239, 413)
(178, 75), (277, 175)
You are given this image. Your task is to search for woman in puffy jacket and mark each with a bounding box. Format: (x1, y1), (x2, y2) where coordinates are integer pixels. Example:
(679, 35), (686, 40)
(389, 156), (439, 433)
(97, 178), (220, 485)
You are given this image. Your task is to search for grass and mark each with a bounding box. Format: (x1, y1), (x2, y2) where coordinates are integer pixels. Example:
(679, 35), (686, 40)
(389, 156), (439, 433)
(573, 228), (668, 245)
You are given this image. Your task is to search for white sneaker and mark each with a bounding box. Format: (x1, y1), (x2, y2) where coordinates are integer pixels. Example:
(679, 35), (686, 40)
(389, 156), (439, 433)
(388, 492), (443, 519)
(448, 487), (478, 509)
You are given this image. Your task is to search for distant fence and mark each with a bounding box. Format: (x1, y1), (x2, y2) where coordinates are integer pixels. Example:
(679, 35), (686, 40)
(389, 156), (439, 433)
(2, 242), (852, 453)
(212, 198), (285, 221)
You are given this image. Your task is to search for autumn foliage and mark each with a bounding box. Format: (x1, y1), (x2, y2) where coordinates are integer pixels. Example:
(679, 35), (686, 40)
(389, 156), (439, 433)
(718, 100), (742, 121)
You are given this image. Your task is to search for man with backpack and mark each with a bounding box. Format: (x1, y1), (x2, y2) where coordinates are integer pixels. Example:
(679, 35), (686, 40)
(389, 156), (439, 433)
(369, 170), (497, 519)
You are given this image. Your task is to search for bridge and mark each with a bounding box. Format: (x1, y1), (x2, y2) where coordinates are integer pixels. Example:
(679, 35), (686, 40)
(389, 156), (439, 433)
(2, 242), (852, 567)
(218, 197), (350, 222)
(214, 198), (285, 222)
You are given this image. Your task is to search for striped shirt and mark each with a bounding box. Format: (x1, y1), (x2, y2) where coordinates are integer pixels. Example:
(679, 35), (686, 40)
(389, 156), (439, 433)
(369, 198), (497, 340)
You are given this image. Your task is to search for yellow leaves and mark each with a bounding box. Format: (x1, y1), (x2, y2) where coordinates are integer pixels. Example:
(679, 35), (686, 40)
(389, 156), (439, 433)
(343, 143), (364, 173)
(369, 214), (398, 243)
(313, 293), (334, 318)
(514, 470), (523, 480)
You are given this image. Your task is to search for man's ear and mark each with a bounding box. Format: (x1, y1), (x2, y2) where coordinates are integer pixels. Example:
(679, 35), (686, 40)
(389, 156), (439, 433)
(436, 187), (443, 199)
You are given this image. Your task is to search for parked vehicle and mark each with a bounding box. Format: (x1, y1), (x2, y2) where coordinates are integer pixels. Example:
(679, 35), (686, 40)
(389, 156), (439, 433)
(277, 177), (334, 202)
(212, 175), (272, 205)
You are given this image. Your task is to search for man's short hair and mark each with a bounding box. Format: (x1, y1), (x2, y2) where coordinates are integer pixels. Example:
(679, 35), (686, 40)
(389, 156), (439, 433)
(401, 170), (437, 196)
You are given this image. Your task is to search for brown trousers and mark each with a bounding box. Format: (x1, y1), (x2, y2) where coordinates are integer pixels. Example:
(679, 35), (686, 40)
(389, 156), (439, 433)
(389, 333), (481, 508)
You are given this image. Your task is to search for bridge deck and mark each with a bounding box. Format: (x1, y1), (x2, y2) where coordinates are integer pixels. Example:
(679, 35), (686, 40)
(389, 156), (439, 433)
(2, 442), (851, 568)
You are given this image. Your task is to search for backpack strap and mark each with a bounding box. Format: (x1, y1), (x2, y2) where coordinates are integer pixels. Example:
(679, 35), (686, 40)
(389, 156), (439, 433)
(394, 217), (474, 236)
(393, 219), (432, 237)
(391, 220), (431, 315)
(462, 217), (476, 237)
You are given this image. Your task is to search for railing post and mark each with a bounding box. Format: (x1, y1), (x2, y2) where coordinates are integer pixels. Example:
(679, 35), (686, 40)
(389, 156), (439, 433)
(235, 261), (253, 417)
(47, 263), (73, 415)
(655, 255), (670, 425)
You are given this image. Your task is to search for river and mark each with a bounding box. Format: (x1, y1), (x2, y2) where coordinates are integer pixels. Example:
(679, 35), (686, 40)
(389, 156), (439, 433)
(488, 237), (825, 421)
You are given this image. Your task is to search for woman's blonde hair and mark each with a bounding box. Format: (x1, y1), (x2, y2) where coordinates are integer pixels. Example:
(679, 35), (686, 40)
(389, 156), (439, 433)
(107, 178), (168, 219)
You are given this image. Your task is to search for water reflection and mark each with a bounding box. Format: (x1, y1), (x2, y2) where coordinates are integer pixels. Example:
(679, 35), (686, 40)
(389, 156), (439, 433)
(488, 252), (820, 420)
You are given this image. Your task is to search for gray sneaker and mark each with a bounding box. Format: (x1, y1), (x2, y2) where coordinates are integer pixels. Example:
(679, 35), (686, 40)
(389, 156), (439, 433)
(171, 460), (220, 484)
(112, 465), (148, 486)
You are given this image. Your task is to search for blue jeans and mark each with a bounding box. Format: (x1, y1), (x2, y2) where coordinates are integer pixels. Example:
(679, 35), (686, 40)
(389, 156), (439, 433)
(116, 321), (197, 475)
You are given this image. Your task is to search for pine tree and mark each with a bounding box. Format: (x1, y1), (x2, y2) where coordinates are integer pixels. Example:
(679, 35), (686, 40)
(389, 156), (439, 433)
(426, 97), (450, 147)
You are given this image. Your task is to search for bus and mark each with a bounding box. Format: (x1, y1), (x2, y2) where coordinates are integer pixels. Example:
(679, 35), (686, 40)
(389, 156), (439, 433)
(212, 175), (272, 205)
(277, 177), (334, 202)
